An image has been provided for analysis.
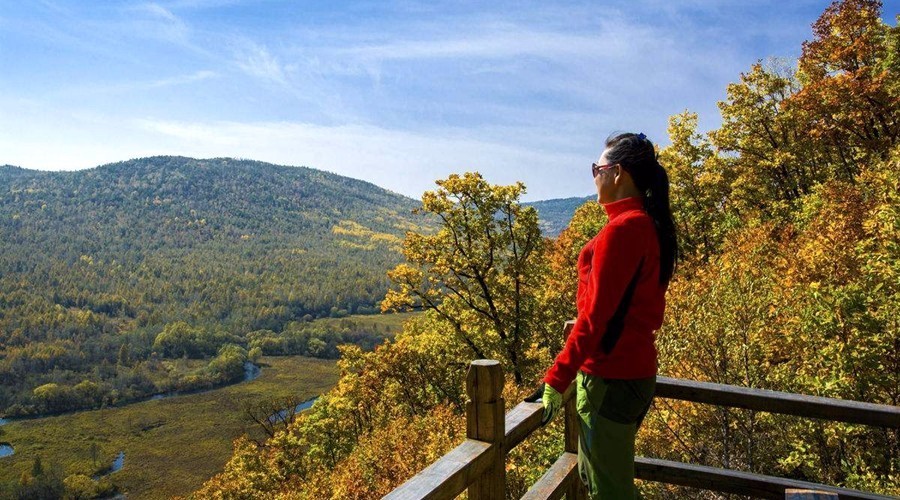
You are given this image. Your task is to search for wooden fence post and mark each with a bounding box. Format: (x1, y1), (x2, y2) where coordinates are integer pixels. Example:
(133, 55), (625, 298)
(466, 360), (505, 500)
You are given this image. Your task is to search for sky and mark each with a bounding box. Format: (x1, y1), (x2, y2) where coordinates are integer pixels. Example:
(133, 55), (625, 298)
(1, 1), (898, 201)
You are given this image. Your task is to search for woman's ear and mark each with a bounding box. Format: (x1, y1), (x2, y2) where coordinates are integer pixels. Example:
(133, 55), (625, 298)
(614, 167), (638, 195)
(613, 165), (625, 186)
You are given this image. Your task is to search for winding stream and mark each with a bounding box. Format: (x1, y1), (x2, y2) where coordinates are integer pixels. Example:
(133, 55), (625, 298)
(0, 362), (262, 462)
(2, 362), (262, 423)
(267, 397), (318, 423)
(0, 417), (12, 458)
(110, 450), (125, 473)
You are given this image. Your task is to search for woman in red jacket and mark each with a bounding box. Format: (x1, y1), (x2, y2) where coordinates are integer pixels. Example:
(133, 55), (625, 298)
(542, 132), (678, 499)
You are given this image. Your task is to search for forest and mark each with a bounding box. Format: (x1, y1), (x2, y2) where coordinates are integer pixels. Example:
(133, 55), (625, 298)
(0, 156), (428, 417)
(194, 1), (899, 498)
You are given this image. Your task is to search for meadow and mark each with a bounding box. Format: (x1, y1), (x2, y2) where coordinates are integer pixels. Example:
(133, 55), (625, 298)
(0, 312), (420, 498)
(0, 355), (339, 499)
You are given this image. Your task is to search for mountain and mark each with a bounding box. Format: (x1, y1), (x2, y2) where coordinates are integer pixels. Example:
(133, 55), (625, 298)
(525, 195), (593, 237)
(0, 156), (430, 416)
(0, 155), (593, 416)
(1, 156), (426, 316)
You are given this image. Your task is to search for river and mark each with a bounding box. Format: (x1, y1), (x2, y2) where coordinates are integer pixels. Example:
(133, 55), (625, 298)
(267, 396), (318, 423)
(1, 362), (262, 424)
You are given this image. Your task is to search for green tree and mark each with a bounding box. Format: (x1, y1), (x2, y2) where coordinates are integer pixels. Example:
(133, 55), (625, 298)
(382, 172), (545, 383)
(713, 60), (814, 214)
(117, 343), (130, 366)
(659, 111), (734, 260)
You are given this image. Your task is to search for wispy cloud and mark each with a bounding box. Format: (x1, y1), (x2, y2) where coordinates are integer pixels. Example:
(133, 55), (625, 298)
(43, 71), (219, 100)
(149, 70), (218, 88)
(138, 2), (179, 23)
(232, 40), (289, 86)
(3, 0), (876, 200)
(126, 2), (190, 45)
(337, 29), (597, 61)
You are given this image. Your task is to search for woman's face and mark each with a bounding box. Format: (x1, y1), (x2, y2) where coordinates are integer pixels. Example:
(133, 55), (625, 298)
(593, 148), (618, 203)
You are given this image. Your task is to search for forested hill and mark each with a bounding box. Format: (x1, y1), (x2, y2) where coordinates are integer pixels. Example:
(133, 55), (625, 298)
(525, 196), (593, 237)
(2, 156), (423, 254)
(0, 156), (429, 416)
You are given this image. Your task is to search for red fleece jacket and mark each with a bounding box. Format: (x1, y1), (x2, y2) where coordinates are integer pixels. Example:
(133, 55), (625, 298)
(544, 196), (667, 394)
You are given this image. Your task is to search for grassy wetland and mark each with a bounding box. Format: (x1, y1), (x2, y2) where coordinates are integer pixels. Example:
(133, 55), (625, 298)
(0, 355), (338, 499)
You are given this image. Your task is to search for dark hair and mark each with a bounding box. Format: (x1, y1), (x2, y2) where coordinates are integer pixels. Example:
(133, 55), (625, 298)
(604, 132), (678, 284)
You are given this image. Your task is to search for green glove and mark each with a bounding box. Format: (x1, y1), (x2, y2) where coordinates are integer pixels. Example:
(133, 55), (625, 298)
(541, 383), (562, 425)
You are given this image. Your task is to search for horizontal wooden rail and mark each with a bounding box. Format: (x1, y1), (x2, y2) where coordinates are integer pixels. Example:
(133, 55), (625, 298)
(635, 457), (894, 500)
(383, 439), (497, 500)
(655, 376), (900, 428)
(520, 452), (579, 500)
(505, 385), (574, 452)
(386, 339), (900, 500)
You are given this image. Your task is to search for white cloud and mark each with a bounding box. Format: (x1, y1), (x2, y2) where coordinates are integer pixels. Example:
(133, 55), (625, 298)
(41, 71), (219, 100)
(126, 2), (191, 45)
(139, 3), (179, 23)
(0, 112), (589, 200)
(4, 0), (855, 202)
(233, 40), (289, 86)
(149, 70), (218, 87)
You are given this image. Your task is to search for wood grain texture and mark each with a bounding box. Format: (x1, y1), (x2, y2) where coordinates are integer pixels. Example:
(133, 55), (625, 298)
(504, 401), (542, 452)
(382, 439), (496, 500)
(785, 489), (839, 499)
(635, 457), (893, 500)
(655, 377), (900, 428)
(466, 360), (505, 500)
(519, 452), (579, 500)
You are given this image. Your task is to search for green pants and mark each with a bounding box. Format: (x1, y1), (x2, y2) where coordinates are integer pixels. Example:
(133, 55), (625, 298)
(575, 371), (656, 500)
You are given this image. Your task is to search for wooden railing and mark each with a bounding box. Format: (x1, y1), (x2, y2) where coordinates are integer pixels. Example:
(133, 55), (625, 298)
(384, 324), (900, 500)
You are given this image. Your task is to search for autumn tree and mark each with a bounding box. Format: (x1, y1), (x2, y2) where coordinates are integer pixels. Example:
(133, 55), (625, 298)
(194, 3), (900, 498)
(382, 173), (545, 383)
(713, 60), (816, 213)
(659, 111), (735, 261)
(792, 0), (899, 164)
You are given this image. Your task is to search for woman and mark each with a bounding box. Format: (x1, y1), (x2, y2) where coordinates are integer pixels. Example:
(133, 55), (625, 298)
(541, 132), (678, 499)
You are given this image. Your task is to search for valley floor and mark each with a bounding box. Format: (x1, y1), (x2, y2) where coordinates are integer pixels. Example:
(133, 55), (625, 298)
(0, 355), (339, 499)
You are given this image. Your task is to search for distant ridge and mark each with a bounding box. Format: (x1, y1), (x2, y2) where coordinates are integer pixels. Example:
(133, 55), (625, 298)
(0, 164), (42, 181)
(525, 195), (593, 237)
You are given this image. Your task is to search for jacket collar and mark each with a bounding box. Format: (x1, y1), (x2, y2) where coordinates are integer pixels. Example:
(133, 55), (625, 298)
(602, 196), (644, 222)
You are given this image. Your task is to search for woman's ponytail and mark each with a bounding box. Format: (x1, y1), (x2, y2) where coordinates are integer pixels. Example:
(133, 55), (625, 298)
(604, 133), (679, 284)
(645, 159), (677, 284)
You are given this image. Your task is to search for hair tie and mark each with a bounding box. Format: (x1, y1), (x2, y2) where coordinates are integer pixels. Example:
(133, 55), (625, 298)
(637, 132), (646, 141)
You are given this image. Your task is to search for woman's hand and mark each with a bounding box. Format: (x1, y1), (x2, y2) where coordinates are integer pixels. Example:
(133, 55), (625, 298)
(541, 383), (562, 425)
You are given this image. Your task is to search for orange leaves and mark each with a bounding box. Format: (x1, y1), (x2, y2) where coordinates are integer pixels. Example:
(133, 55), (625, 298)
(800, 0), (887, 77)
(793, 0), (899, 163)
(328, 405), (464, 499)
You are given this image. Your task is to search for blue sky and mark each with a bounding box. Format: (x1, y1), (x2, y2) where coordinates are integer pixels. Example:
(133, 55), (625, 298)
(1, 1), (897, 201)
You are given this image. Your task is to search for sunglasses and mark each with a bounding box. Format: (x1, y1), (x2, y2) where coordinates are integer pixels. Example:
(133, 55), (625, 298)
(591, 162), (617, 177)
